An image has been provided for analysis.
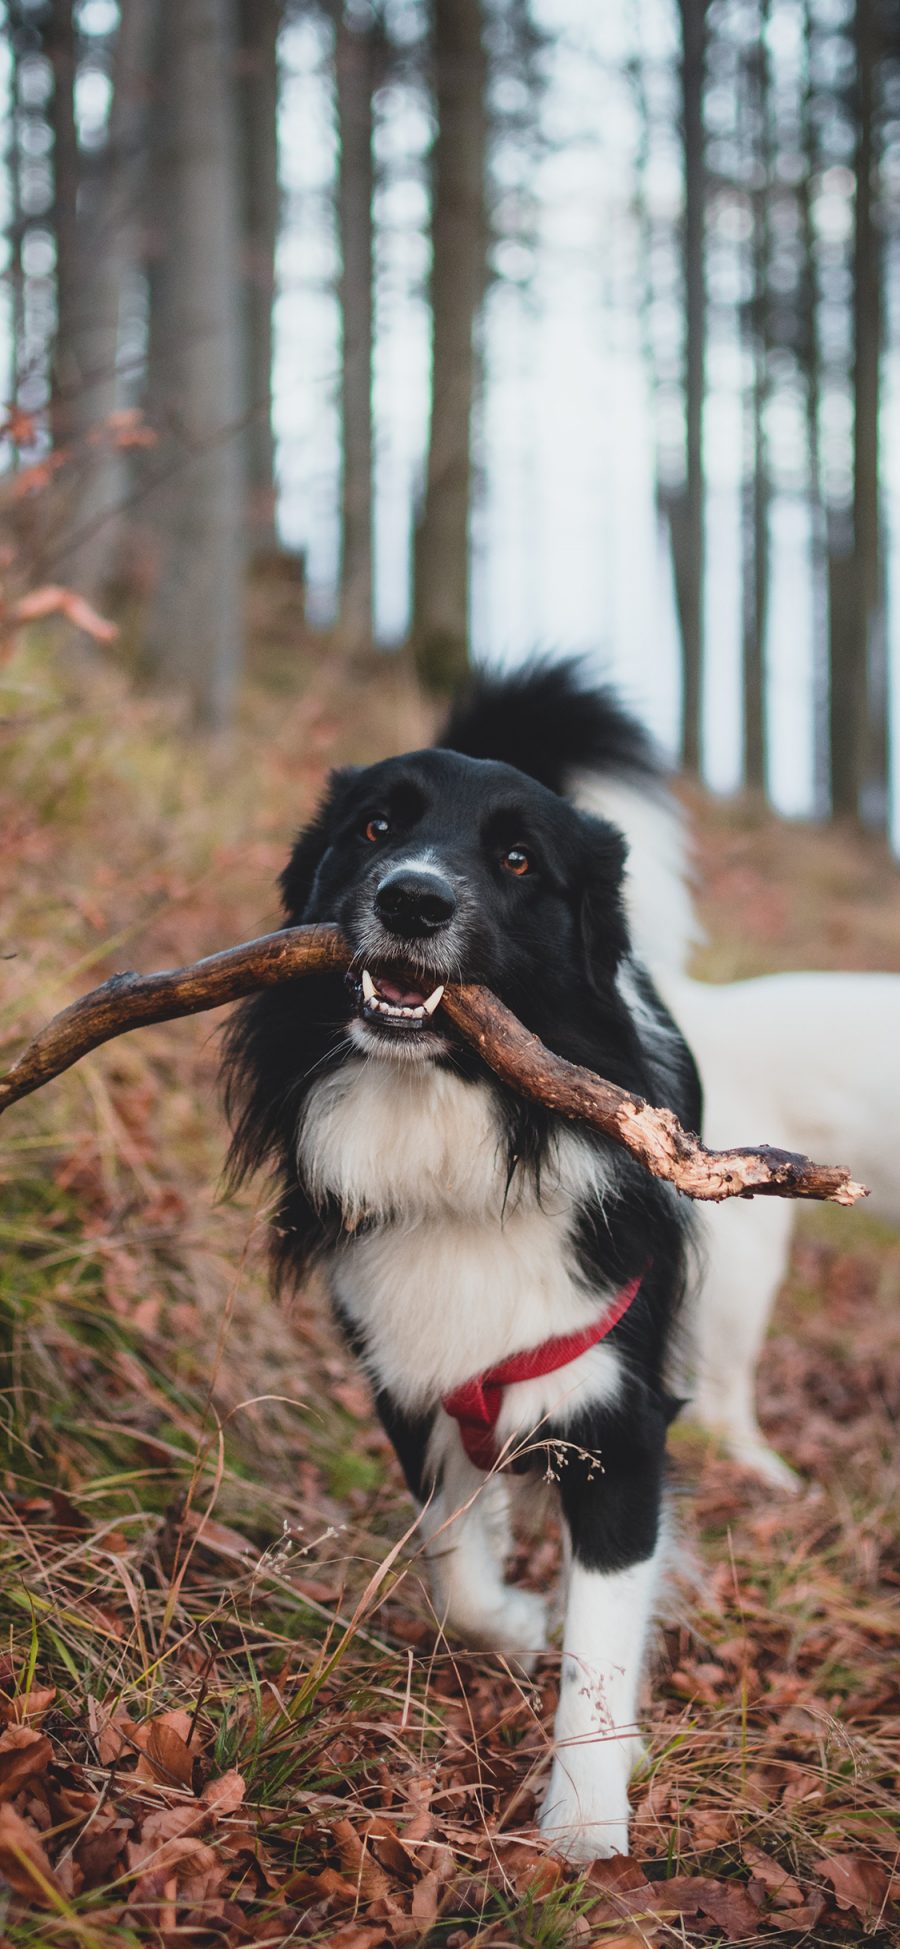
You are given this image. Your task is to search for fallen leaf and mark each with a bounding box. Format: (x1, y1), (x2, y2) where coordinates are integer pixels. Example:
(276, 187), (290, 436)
(820, 1852), (891, 1918)
(0, 1687), (55, 1726)
(499, 1837), (566, 1896)
(76, 1816), (131, 1888)
(742, 1841), (804, 1907)
(334, 1816), (391, 1902)
(599, 1873), (763, 1936)
(281, 1865), (361, 1907)
(675, 1876), (764, 1936)
(200, 1769), (245, 1818)
(143, 1719), (196, 1790)
(131, 1835), (223, 1895)
(328, 1926), (392, 1949)
(0, 1729), (52, 1801)
(587, 1855), (654, 1897)
(688, 1807), (738, 1851)
(361, 1814), (419, 1885)
(55, 1854), (83, 1900)
(94, 1709), (139, 1766)
(765, 1893), (827, 1932)
(0, 1804), (63, 1906)
(180, 1510), (256, 1563)
(410, 1866), (443, 1926)
(131, 1803), (198, 1857)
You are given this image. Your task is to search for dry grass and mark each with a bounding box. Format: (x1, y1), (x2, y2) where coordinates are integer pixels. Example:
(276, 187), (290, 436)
(0, 631), (898, 1946)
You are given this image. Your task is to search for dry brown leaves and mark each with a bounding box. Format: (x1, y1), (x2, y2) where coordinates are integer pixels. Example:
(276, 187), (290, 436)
(2, 660), (899, 1946)
(0, 1630), (895, 1948)
(0, 1696), (250, 1933)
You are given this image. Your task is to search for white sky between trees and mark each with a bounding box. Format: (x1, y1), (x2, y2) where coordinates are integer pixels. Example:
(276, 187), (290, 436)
(279, 0), (900, 842)
(0, 0), (898, 842)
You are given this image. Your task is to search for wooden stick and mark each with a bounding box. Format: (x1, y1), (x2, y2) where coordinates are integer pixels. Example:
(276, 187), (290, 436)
(0, 924), (867, 1207)
(441, 986), (866, 1206)
(0, 925), (347, 1112)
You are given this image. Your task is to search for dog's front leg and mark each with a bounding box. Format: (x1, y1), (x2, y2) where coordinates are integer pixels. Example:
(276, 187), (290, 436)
(373, 1389), (548, 1666)
(539, 1400), (666, 1861)
(420, 1429), (548, 1669)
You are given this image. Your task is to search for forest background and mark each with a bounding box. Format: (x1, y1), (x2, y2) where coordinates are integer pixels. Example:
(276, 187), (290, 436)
(0, 2), (898, 1945)
(3, 0), (900, 835)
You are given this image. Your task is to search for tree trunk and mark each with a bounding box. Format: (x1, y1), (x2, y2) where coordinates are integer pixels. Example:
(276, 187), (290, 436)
(742, 353), (769, 798)
(829, 0), (883, 823)
(844, 0), (885, 827)
(46, 0), (80, 449)
(58, 0), (158, 596)
(411, 0), (487, 694)
(675, 0), (707, 776)
(143, 0), (246, 730)
(741, 18), (770, 797)
(237, 0), (280, 560)
(142, 1), (176, 451)
(801, 0), (829, 818)
(7, 31), (25, 458)
(335, 4), (376, 656)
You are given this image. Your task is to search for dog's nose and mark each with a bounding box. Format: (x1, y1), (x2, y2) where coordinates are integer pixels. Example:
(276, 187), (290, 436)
(375, 868), (457, 937)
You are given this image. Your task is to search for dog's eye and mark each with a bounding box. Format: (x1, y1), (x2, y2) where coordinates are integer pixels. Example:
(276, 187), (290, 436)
(501, 847), (532, 877)
(363, 816), (390, 843)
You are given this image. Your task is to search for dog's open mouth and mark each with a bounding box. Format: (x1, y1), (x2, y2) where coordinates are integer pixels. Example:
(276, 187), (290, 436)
(349, 966), (445, 1033)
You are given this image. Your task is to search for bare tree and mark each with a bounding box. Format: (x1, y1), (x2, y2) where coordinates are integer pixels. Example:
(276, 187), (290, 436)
(851, 0), (886, 826)
(741, 14), (771, 797)
(800, 0), (829, 816)
(411, 0), (488, 694)
(46, 0), (80, 449)
(335, 3), (379, 656)
(59, 0), (158, 597)
(7, 28), (26, 450)
(143, 0), (246, 730)
(826, 0), (885, 824)
(673, 0), (708, 775)
(237, 0), (281, 560)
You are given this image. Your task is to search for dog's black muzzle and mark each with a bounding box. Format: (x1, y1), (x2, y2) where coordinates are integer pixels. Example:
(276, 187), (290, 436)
(374, 867), (458, 941)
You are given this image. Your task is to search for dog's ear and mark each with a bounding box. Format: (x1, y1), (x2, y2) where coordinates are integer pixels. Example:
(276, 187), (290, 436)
(279, 766), (359, 922)
(224, 764), (361, 1195)
(578, 814), (631, 985)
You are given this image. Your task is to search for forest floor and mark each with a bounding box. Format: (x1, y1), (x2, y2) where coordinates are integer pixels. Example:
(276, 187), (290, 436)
(0, 629), (898, 1948)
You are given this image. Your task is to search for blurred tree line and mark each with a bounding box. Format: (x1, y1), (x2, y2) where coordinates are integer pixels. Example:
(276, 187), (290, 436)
(1, 0), (898, 835)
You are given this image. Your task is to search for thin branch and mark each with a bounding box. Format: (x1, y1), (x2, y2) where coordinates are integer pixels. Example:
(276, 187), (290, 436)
(0, 924), (867, 1207)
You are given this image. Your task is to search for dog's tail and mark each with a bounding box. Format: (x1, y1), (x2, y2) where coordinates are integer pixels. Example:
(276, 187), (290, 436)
(440, 658), (699, 981)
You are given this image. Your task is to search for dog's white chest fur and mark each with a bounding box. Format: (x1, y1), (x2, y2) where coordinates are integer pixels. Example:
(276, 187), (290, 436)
(298, 1059), (619, 1408)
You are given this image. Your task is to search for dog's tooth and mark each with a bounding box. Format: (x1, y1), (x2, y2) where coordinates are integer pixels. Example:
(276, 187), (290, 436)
(361, 969), (376, 1001)
(412, 1005), (425, 1018)
(422, 985), (444, 1016)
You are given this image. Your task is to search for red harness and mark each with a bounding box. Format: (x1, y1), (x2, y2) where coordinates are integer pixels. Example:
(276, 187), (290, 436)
(441, 1272), (643, 1471)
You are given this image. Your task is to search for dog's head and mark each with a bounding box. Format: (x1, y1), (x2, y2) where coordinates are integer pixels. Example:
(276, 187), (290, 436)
(282, 749), (631, 1063)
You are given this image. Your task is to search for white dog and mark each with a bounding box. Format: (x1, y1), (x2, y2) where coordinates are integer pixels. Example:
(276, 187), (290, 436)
(576, 771), (900, 1487)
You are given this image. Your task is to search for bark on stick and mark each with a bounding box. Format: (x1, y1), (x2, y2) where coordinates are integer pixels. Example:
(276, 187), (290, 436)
(0, 924), (867, 1208)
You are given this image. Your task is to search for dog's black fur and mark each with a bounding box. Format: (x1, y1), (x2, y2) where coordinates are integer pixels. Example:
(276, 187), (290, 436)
(223, 664), (700, 1576)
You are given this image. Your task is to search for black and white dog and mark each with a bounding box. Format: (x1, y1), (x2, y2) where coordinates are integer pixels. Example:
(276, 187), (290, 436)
(224, 663), (702, 1861)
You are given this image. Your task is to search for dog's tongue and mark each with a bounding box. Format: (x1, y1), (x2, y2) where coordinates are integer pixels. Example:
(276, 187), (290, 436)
(377, 976), (427, 1007)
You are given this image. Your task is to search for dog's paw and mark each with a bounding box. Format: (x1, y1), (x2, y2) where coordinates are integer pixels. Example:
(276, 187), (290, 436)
(538, 1758), (631, 1862)
(492, 1587), (549, 1672)
(446, 1586), (548, 1671)
(725, 1431), (800, 1493)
